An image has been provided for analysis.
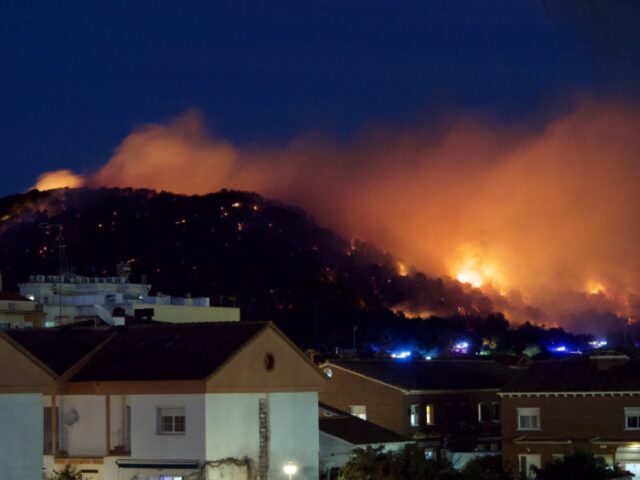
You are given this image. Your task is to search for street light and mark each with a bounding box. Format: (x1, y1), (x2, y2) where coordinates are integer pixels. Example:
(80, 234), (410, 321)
(283, 462), (298, 480)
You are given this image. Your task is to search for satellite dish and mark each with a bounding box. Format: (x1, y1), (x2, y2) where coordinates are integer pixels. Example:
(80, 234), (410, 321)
(63, 408), (79, 426)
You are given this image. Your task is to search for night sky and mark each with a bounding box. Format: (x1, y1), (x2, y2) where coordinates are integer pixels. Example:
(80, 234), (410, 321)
(1, 0), (638, 195)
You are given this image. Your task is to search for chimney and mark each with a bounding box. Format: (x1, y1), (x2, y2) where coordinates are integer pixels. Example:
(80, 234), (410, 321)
(589, 352), (630, 370)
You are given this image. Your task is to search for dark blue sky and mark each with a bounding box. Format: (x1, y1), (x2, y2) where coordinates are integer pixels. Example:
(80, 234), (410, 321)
(0, 0), (637, 195)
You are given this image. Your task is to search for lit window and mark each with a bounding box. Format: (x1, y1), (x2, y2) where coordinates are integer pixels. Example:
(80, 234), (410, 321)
(517, 408), (540, 430)
(425, 404), (434, 425)
(157, 407), (186, 434)
(349, 405), (367, 420)
(160, 477), (183, 480)
(409, 404), (419, 426)
(625, 408), (640, 430)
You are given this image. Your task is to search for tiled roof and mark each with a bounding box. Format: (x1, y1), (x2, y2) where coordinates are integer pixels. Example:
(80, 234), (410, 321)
(502, 357), (640, 393)
(6, 327), (113, 375)
(327, 359), (515, 391)
(71, 321), (268, 381)
(319, 403), (408, 445)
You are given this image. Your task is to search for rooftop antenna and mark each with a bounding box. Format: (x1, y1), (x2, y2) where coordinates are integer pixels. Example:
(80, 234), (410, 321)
(39, 223), (68, 325)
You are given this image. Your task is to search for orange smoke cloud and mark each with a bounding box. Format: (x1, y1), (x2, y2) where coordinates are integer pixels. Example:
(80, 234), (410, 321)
(38, 99), (640, 330)
(33, 169), (84, 191)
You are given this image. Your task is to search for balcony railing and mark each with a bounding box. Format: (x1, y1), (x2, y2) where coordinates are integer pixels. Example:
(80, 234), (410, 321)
(43, 429), (68, 456)
(43, 429), (131, 457)
(109, 430), (131, 456)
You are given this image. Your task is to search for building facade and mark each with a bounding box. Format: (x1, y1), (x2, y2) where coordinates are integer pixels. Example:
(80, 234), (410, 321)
(0, 291), (44, 328)
(1, 321), (326, 480)
(319, 359), (514, 466)
(500, 354), (640, 479)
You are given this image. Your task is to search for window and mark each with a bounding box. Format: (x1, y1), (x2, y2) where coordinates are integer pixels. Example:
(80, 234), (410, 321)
(518, 454), (541, 480)
(625, 408), (640, 430)
(491, 401), (500, 422)
(425, 404), (434, 425)
(160, 477), (183, 480)
(0, 322), (11, 330)
(424, 448), (435, 460)
(157, 407), (186, 434)
(478, 402), (490, 423)
(349, 405), (366, 420)
(409, 404), (419, 426)
(517, 408), (540, 430)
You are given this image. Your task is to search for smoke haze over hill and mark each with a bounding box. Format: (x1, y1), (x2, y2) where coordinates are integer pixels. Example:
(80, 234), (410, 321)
(32, 98), (640, 333)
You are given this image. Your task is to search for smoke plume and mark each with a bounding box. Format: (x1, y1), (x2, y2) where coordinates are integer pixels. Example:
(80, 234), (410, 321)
(33, 100), (640, 331)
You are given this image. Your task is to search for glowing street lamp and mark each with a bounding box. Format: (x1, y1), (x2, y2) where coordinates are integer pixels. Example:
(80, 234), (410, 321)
(283, 461), (298, 480)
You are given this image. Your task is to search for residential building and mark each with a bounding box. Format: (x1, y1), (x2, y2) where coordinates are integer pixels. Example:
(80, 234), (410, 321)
(0, 329), (56, 480)
(319, 359), (514, 466)
(0, 290), (44, 328)
(18, 274), (239, 326)
(500, 354), (640, 479)
(319, 403), (411, 475)
(1, 321), (327, 480)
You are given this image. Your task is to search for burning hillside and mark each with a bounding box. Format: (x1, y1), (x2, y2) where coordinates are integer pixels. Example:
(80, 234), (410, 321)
(31, 100), (640, 333)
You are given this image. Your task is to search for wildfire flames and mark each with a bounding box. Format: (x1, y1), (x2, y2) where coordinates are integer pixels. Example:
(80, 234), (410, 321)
(30, 100), (640, 331)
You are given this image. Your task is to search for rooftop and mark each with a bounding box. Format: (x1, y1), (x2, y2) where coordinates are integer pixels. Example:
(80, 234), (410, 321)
(6, 326), (113, 375)
(319, 403), (408, 445)
(71, 321), (268, 381)
(326, 358), (515, 391)
(503, 356), (640, 393)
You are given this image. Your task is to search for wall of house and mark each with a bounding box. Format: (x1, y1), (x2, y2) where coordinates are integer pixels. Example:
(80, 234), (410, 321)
(204, 392), (320, 480)
(130, 393), (206, 460)
(58, 395), (107, 457)
(501, 394), (640, 473)
(0, 393), (43, 480)
(269, 392), (320, 480)
(135, 303), (240, 323)
(319, 367), (407, 436)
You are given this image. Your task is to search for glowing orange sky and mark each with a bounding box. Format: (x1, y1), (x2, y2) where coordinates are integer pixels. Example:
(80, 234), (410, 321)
(34, 100), (640, 329)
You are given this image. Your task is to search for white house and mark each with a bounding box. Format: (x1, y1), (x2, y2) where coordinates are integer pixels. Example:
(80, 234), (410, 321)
(1, 321), (327, 480)
(19, 274), (240, 326)
(0, 331), (56, 480)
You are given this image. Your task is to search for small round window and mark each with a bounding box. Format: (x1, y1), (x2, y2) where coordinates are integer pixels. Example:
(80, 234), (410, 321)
(264, 352), (275, 372)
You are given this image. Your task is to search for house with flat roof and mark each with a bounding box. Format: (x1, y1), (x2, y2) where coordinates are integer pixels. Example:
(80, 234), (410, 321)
(500, 354), (640, 479)
(319, 359), (514, 466)
(0, 321), (327, 480)
(0, 290), (44, 328)
(319, 402), (411, 475)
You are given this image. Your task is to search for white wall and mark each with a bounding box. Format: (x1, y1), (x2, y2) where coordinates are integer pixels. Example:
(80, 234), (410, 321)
(0, 394), (43, 480)
(269, 392), (320, 480)
(59, 395), (106, 457)
(205, 393), (261, 462)
(130, 394), (206, 460)
(204, 392), (320, 480)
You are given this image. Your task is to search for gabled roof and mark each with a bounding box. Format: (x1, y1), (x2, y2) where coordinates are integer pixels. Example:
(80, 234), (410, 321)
(325, 359), (514, 391)
(503, 357), (640, 393)
(71, 322), (268, 381)
(6, 327), (113, 375)
(319, 403), (409, 445)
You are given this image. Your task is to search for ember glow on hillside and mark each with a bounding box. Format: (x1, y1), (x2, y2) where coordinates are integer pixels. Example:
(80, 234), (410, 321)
(33, 100), (640, 330)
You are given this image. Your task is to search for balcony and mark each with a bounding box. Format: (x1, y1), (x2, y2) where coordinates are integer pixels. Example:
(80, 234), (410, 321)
(109, 430), (131, 456)
(43, 429), (130, 457)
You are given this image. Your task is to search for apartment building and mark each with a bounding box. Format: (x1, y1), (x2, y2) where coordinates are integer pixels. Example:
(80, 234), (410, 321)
(500, 354), (640, 479)
(0, 290), (44, 328)
(319, 359), (514, 466)
(0, 321), (327, 480)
